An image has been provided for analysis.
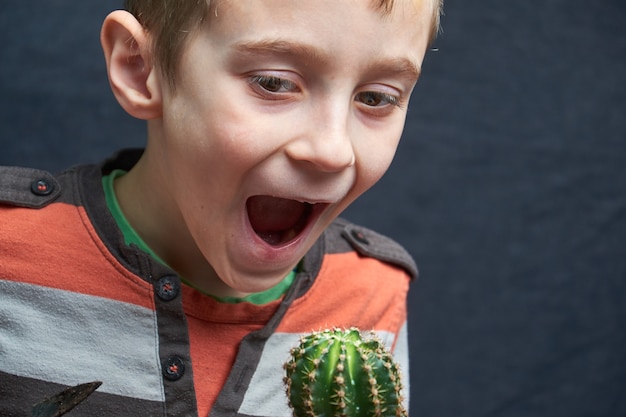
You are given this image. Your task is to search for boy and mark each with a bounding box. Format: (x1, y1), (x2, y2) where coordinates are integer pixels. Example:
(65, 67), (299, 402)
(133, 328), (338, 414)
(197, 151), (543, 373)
(0, 0), (441, 415)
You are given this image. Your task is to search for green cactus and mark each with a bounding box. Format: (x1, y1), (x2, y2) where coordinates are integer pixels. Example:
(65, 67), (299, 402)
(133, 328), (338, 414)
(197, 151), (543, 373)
(283, 327), (407, 417)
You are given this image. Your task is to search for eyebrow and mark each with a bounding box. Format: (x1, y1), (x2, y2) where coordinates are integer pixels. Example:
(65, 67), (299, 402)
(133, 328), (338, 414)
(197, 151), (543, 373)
(372, 57), (422, 82)
(233, 39), (326, 62)
(232, 39), (421, 82)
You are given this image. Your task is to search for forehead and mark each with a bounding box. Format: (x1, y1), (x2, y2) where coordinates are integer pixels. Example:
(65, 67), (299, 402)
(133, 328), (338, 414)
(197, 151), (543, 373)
(204, 0), (433, 65)
(210, 0), (432, 16)
(208, 0), (433, 32)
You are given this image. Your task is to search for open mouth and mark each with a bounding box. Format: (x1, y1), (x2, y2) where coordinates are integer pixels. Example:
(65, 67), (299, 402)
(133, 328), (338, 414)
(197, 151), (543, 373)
(246, 195), (321, 247)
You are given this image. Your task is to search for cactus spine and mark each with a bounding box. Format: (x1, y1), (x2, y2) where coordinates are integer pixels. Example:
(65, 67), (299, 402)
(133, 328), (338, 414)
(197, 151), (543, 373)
(283, 327), (407, 417)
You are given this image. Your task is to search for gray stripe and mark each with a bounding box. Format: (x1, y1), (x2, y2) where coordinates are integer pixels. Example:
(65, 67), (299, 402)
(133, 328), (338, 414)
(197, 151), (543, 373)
(237, 329), (399, 416)
(0, 280), (165, 402)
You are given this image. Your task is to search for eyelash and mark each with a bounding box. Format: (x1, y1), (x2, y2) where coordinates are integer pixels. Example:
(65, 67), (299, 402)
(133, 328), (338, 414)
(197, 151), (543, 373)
(354, 91), (401, 108)
(248, 74), (403, 111)
(249, 75), (298, 95)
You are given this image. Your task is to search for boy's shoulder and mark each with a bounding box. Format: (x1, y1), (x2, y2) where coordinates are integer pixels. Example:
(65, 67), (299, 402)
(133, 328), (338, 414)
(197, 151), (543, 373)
(324, 217), (418, 280)
(0, 165), (61, 209)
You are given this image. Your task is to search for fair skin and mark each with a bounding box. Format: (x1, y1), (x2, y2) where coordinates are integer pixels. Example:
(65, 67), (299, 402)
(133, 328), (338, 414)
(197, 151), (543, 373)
(101, 0), (433, 298)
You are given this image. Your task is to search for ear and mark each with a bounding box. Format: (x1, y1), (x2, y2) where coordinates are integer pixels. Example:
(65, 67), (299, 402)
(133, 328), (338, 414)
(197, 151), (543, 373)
(100, 10), (162, 120)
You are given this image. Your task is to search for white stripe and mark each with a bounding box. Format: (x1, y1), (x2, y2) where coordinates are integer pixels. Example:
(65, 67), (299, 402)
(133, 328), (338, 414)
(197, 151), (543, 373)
(0, 280), (164, 402)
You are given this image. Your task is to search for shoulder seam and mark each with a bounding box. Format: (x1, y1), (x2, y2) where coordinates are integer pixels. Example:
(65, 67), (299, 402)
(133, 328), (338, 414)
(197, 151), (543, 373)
(338, 219), (418, 280)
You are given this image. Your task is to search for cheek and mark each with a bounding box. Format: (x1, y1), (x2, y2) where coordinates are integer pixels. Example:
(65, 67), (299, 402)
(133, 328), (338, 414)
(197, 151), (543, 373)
(333, 142), (397, 217)
(161, 99), (245, 169)
(173, 91), (280, 165)
(354, 155), (394, 200)
(354, 131), (402, 191)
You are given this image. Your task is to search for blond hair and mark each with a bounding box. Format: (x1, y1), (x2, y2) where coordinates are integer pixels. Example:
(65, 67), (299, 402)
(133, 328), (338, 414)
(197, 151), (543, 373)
(125, 0), (443, 90)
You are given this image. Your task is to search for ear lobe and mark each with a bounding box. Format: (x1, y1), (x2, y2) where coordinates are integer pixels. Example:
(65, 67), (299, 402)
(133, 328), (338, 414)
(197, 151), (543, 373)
(101, 10), (162, 120)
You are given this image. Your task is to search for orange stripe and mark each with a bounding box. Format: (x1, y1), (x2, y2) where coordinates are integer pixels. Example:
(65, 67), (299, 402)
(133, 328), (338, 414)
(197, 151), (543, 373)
(277, 251), (409, 335)
(1, 204), (155, 310)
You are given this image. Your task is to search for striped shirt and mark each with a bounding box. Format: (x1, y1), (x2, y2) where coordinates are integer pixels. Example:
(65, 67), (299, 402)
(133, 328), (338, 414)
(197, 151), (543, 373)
(0, 150), (417, 417)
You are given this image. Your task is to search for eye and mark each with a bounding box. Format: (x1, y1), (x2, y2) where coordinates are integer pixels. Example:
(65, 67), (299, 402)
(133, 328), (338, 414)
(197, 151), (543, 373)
(249, 75), (299, 94)
(355, 91), (400, 107)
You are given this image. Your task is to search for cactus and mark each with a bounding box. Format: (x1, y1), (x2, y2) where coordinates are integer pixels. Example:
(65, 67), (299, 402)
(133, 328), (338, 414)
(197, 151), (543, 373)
(283, 327), (407, 417)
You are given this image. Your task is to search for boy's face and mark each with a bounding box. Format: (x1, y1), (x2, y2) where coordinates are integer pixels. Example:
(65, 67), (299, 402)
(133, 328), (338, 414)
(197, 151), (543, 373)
(149, 0), (432, 296)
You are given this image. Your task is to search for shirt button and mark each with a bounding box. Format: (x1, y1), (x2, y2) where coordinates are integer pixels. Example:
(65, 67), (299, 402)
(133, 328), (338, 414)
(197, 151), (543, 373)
(351, 229), (370, 245)
(30, 179), (54, 196)
(156, 275), (180, 301)
(162, 355), (185, 381)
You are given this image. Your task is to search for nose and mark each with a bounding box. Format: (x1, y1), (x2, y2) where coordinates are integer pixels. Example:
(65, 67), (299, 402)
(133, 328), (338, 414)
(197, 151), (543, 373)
(285, 106), (356, 173)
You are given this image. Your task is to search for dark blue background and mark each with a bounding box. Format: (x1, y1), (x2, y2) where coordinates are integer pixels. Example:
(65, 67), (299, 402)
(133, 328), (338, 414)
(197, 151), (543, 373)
(1, 2), (625, 416)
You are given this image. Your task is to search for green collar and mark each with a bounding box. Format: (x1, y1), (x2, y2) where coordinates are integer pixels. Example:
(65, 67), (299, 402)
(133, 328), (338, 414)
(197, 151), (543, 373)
(102, 169), (295, 305)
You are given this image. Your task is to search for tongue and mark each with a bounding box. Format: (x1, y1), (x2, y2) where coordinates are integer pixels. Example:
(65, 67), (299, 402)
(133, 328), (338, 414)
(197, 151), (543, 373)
(247, 196), (310, 245)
